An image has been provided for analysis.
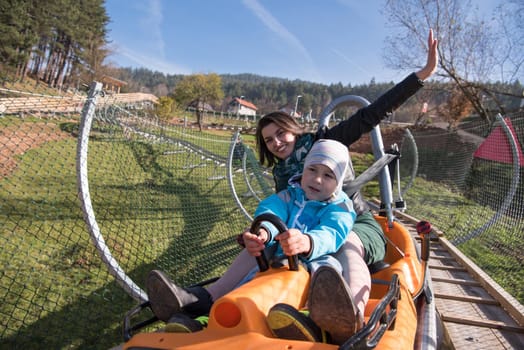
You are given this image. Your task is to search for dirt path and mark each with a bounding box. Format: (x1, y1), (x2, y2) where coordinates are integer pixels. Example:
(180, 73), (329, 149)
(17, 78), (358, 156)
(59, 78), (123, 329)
(0, 121), (71, 178)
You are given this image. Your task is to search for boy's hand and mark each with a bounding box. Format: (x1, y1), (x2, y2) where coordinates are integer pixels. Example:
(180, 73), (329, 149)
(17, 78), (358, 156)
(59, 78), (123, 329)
(276, 229), (311, 256)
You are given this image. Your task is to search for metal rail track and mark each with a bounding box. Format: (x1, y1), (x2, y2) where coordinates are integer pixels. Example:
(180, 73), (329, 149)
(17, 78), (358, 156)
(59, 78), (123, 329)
(390, 209), (524, 350)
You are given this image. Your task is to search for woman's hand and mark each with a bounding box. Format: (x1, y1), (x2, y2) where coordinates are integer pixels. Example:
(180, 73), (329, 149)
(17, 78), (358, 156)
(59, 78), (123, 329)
(416, 28), (439, 81)
(275, 228), (311, 256)
(243, 228), (268, 257)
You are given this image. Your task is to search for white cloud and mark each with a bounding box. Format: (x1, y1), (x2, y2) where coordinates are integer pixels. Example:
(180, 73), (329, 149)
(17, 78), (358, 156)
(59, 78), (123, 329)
(330, 48), (371, 76)
(139, 0), (165, 55)
(242, 0), (322, 82)
(108, 0), (191, 75)
(111, 45), (191, 75)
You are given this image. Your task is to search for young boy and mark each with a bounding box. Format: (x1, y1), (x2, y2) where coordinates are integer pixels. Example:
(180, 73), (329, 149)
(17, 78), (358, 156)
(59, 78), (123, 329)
(243, 138), (355, 277)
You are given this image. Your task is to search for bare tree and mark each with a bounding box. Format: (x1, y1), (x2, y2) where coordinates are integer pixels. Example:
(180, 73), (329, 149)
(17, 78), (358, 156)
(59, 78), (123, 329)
(493, 0), (524, 83)
(383, 0), (524, 122)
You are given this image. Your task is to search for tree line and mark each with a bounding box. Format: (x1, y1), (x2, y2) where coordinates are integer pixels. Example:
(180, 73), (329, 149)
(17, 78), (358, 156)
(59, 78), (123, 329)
(116, 66), (523, 128)
(114, 67), (409, 120)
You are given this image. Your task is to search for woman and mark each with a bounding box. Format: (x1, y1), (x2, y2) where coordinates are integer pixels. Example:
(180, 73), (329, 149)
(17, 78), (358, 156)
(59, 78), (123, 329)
(254, 28), (438, 343)
(146, 28), (438, 343)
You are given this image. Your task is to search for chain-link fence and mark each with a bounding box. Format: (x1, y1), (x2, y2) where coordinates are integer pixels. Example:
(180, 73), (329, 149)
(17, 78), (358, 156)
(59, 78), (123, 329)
(398, 113), (524, 303)
(1, 80), (252, 349)
(1, 79), (523, 349)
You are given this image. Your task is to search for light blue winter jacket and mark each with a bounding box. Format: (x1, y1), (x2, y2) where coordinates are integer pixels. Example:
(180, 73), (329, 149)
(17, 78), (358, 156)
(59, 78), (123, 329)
(253, 181), (356, 262)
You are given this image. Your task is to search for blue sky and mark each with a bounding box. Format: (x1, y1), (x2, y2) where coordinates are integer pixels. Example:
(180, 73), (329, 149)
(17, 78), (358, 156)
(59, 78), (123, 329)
(104, 0), (499, 86)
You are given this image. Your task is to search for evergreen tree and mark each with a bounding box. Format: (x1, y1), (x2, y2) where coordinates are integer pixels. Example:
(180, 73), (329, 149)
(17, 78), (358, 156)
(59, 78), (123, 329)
(0, 0), (109, 89)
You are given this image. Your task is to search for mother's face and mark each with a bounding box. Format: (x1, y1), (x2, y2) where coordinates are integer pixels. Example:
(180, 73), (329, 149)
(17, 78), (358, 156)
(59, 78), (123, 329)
(261, 122), (297, 160)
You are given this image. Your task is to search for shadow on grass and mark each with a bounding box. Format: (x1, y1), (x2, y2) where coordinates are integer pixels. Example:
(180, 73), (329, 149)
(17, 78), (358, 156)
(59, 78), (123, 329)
(1, 178), (242, 349)
(1, 126), (247, 349)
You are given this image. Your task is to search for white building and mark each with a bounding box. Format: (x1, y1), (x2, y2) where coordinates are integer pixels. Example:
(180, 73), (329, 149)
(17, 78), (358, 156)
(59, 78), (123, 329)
(228, 97), (258, 116)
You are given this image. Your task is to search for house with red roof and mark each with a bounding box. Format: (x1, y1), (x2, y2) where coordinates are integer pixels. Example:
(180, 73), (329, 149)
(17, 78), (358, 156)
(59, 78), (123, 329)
(228, 96), (258, 116)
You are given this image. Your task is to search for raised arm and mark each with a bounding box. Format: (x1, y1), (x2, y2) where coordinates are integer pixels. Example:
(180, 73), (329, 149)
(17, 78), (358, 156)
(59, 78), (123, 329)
(415, 28), (438, 81)
(323, 28), (438, 146)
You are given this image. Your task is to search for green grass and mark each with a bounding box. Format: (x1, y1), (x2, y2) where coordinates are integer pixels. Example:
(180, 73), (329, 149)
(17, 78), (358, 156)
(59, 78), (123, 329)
(402, 177), (524, 301)
(0, 119), (248, 348)
(1, 136), (138, 349)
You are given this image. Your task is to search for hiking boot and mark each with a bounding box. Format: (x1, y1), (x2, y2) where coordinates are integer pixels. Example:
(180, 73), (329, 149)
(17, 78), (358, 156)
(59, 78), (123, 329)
(164, 314), (208, 333)
(146, 270), (213, 322)
(308, 266), (362, 345)
(267, 303), (325, 343)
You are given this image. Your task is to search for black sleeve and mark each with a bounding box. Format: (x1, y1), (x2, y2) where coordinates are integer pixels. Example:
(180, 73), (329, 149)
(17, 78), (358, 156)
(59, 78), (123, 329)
(324, 72), (424, 146)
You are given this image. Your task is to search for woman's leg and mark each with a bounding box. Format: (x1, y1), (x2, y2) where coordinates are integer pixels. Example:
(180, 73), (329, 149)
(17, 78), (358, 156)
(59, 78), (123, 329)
(205, 248), (258, 301)
(333, 232), (370, 317)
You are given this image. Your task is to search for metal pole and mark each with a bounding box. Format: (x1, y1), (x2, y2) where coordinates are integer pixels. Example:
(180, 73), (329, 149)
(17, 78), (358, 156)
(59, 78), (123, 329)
(294, 95), (302, 116)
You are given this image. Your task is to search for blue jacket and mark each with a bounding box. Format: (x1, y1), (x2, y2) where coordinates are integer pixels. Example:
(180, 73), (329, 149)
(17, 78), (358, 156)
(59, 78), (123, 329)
(253, 181), (356, 262)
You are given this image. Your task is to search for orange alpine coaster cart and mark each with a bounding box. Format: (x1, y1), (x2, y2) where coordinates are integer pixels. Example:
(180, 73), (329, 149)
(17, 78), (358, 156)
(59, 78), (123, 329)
(121, 95), (441, 350)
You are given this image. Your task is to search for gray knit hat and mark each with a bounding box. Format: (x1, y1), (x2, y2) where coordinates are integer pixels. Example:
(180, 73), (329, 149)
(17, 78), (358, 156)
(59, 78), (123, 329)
(303, 139), (349, 194)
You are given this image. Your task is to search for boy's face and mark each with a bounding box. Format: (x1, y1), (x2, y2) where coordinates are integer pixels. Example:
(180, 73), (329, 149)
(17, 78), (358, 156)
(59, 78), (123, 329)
(261, 122), (297, 160)
(301, 164), (338, 201)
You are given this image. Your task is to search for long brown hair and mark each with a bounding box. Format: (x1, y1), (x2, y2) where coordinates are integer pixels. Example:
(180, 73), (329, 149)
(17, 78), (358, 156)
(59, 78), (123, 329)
(256, 111), (307, 167)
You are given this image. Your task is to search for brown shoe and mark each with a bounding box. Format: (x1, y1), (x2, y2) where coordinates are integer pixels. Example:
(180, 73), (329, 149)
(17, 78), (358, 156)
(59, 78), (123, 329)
(146, 270), (196, 321)
(308, 266), (362, 345)
(146, 270), (213, 322)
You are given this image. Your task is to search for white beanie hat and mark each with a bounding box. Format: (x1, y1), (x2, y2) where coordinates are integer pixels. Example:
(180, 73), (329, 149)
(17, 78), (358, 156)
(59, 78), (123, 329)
(303, 139), (349, 194)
